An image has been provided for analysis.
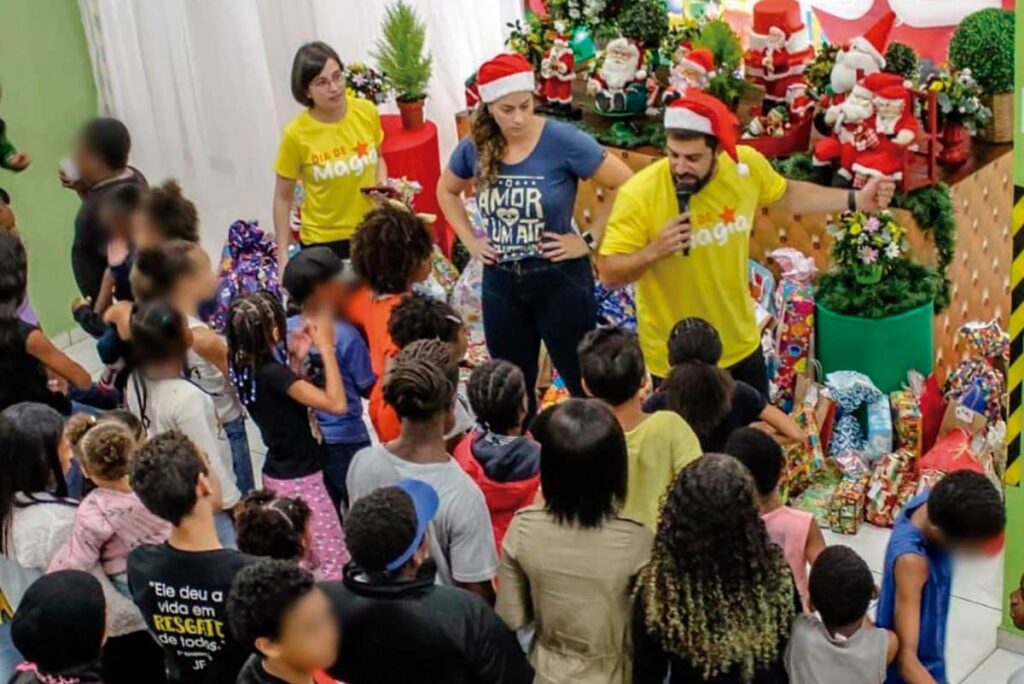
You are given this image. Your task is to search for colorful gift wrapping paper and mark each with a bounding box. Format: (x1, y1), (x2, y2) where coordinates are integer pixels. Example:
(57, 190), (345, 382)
(829, 474), (870, 535)
(794, 482), (835, 528)
(890, 390), (923, 456)
(827, 371), (884, 458)
(944, 320), (1010, 422)
(865, 396), (893, 461)
(865, 448), (918, 527)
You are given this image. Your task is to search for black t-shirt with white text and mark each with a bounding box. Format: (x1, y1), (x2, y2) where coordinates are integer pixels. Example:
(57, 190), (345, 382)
(128, 543), (257, 684)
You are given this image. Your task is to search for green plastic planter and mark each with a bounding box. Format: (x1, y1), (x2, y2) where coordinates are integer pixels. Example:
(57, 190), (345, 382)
(815, 301), (934, 394)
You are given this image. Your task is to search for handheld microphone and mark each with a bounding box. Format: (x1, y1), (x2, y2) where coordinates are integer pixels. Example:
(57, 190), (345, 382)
(675, 185), (692, 256)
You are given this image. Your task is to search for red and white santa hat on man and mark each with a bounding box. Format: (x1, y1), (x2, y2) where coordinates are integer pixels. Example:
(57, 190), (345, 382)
(476, 53), (536, 104)
(848, 11), (896, 70)
(664, 91), (748, 176)
(678, 48), (716, 79)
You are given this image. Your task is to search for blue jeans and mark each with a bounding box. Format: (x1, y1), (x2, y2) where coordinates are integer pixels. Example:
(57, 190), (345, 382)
(214, 510), (237, 549)
(223, 416), (255, 495)
(323, 440), (371, 512)
(0, 622), (22, 683)
(482, 257), (597, 417)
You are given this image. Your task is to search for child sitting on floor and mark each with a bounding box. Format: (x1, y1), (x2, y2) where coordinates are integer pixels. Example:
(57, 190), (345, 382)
(725, 427), (825, 609)
(652, 317), (804, 452)
(876, 471), (1005, 683)
(786, 545), (898, 684)
(283, 247), (376, 510)
(454, 359), (540, 552)
(48, 415), (170, 595)
(346, 204), (436, 440)
(578, 326), (702, 529)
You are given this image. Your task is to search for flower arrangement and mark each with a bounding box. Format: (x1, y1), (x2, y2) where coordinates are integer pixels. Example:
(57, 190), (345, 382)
(827, 210), (908, 283)
(345, 62), (390, 104)
(925, 67), (991, 134)
(506, 14), (553, 71)
(548, 0), (609, 28)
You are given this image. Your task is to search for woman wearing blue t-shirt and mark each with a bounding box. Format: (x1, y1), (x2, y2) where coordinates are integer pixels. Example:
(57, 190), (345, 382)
(438, 53), (632, 416)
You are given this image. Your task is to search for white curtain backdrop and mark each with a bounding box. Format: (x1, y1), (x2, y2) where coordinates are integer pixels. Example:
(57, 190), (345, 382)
(77, 0), (522, 255)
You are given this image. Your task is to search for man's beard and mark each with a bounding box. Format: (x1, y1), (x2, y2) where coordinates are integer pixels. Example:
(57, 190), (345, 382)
(831, 51), (879, 93)
(603, 58), (634, 90)
(673, 158), (717, 194)
(840, 97), (873, 122)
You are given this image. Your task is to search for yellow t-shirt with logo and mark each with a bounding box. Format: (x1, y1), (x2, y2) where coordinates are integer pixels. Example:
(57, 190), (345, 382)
(600, 146), (787, 378)
(275, 97), (384, 243)
(621, 411), (702, 528)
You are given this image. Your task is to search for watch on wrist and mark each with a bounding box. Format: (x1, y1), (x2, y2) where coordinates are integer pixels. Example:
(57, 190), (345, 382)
(581, 231), (597, 251)
(847, 189), (857, 212)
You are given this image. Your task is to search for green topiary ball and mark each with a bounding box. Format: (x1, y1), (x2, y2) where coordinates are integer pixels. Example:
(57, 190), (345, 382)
(616, 0), (670, 50)
(948, 8), (1014, 94)
(883, 42), (920, 85)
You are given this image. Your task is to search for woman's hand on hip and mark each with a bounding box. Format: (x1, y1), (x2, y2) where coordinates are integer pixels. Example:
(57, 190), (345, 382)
(541, 232), (589, 262)
(464, 235), (498, 265)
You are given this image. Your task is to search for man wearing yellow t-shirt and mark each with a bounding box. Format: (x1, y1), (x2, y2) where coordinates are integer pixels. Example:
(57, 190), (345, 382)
(273, 42), (388, 269)
(598, 91), (894, 394)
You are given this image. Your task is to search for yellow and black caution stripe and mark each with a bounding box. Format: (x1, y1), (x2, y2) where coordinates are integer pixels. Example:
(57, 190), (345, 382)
(1007, 185), (1024, 485)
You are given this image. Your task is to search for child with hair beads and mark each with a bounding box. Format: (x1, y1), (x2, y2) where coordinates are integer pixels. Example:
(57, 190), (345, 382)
(132, 239), (254, 493)
(235, 490), (312, 566)
(126, 300), (241, 547)
(347, 204), (435, 439)
(283, 247), (375, 510)
(652, 317), (803, 452)
(48, 416), (170, 595)
(454, 359), (540, 551)
(725, 427), (825, 610)
(0, 233), (92, 415)
(226, 291), (348, 580)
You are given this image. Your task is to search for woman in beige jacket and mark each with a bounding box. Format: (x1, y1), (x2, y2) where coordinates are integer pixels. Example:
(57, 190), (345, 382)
(496, 399), (653, 683)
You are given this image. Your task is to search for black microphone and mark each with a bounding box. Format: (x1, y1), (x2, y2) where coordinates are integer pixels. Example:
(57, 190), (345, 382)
(675, 185), (692, 256)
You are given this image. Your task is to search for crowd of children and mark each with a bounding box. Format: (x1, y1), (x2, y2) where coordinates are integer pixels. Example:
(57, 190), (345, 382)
(0, 94), (1011, 684)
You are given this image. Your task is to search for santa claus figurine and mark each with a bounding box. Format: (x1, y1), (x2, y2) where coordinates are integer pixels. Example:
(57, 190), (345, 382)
(785, 82), (815, 119)
(587, 37), (649, 115)
(851, 73), (917, 186)
(539, 27), (578, 116)
(744, 105), (790, 138)
(817, 11), (894, 133)
(664, 47), (715, 103)
(744, 0), (815, 109)
(812, 77), (877, 186)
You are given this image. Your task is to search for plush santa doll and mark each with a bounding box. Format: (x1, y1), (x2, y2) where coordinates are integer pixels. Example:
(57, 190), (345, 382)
(587, 38), (649, 114)
(812, 78), (877, 185)
(540, 30), (576, 107)
(744, 0), (815, 108)
(785, 82), (815, 119)
(744, 105), (790, 137)
(851, 73), (918, 185)
(664, 47), (715, 103)
(819, 11), (893, 115)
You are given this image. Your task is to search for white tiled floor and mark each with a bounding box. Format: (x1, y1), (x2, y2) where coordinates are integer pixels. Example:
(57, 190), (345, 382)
(61, 337), (1024, 682)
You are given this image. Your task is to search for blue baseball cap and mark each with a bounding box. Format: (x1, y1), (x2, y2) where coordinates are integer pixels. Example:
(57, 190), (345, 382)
(385, 479), (440, 572)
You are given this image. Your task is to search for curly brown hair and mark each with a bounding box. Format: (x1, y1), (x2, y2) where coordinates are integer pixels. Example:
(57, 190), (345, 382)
(235, 489), (311, 562)
(636, 454), (796, 681)
(141, 180), (199, 243)
(470, 105), (507, 188)
(66, 414), (138, 481)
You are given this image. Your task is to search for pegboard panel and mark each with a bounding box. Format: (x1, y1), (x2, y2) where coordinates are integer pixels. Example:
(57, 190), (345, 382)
(576, 144), (1013, 384)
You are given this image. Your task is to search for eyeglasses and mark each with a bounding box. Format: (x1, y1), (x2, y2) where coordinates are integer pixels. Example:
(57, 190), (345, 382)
(310, 71), (345, 90)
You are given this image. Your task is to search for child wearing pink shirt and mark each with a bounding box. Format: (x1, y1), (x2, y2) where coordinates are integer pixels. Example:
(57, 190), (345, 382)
(48, 415), (170, 594)
(725, 427), (826, 610)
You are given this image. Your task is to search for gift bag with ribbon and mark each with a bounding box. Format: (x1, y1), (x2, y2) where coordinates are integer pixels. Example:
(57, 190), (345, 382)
(916, 427), (985, 495)
(944, 320), (1010, 423)
(939, 380), (989, 437)
(919, 374), (946, 454)
(865, 448), (918, 527)
(768, 248), (817, 411)
(826, 371), (883, 458)
(793, 362), (837, 451)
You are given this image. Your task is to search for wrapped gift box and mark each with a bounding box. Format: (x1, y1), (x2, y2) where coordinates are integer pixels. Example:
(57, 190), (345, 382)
(828, 474), (869, 535)
(865, 449), (918, 527)
(890, 390), (923, 456)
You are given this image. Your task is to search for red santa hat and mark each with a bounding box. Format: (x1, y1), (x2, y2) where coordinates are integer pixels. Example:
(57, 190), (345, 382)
(664, 91), (748, 176)
(752, 0), (804, 38)
(477, 53), (536, 104)
(862, 72), (907, 98)
(848, 11), (895, 69)
(678, 48), (715, 77)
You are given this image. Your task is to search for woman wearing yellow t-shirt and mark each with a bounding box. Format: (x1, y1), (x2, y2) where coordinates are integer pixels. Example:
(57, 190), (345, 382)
(274, 42), (388, 268)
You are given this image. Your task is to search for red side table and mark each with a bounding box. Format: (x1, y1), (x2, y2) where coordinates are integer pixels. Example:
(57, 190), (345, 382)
(379, 115), (451, 254)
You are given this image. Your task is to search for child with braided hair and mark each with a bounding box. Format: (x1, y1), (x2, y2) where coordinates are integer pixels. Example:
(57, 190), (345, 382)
(347, 339), (498, 604)
(49, 415), (170, 594)
(632, 453), (800, 683)
(453, 359), (540, 552)
(226, 291), (348, 580)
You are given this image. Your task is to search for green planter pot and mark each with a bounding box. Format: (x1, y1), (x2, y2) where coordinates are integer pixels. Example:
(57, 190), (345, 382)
(816, 301), (934, 394)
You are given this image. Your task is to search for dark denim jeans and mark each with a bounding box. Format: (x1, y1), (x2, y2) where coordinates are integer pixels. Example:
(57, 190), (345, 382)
(223, 415), (255, 495)
(323, 440), (371, 512)
(482, 257), (597, 417)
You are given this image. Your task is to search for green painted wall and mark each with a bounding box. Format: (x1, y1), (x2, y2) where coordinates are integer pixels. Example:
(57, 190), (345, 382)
(1016, 3), (1022, 187)
(0, 0), (97, 332)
